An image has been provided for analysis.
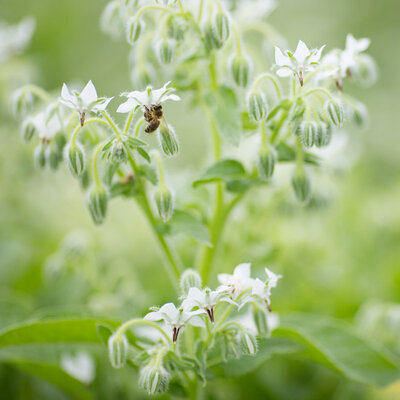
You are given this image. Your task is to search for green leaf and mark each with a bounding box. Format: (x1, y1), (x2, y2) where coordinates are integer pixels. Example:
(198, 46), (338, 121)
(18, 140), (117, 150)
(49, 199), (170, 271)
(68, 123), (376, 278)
(138, 164), (158, 185)
(96, 323), (113, 345)
(9, 361), (93, 400)
(136, 147), (151, 163)
(241, 112), (258, 131)
(0, 318), (119, 348)
(127, 137), (147, 147)
(212, 337), (302, 377)
(276, 313), (400, 388)
(193, 159), (246, 188)
(206, 86), (241, 146)
(169, 210), (211, 246)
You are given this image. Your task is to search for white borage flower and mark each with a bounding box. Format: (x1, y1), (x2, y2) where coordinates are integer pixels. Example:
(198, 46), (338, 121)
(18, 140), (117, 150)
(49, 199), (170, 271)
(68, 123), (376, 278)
(59, 80), (113, 126)
(0, 17), (35, 64)
(182, 287), (236, 322)
(61, 352), (95, 384)
(144, 302), (206, 342)
(274, 40), (325, 86)
(218, 263), (254, 296)
(32, 108), (62, 142)
(116, 81), (180, 113)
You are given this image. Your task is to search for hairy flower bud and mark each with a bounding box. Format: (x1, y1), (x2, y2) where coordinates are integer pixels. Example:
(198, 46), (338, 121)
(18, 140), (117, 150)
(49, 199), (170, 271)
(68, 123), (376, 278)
(54, 131), (67, 153)
(108, 333), (128, 369)
(203, 22), (223, 51)
(353, 54), (378, 87)
(252, 304), (269, 336)
(111, 140), (128, 163)
(46, 143), (61, 170)
(325, 98), (344, 127)
(180, 269), (202, 296)
(34, 143), (46, 169)
(167, 16), (186, 41)
(239, 330), (258, 356)
(314, 121), (331, 147)
(300, 121), (317, 147)
(86, 185), (108, 225)
(248, 91), (268, 122)
(154, 184), (173, 222)
(11, 88), (34, 116)
(230, 55), (251, 87)
(126, 17), (143, 44)
(158, 121), (179, 157)
(139, 363), (170, 395)
(257, 146), (277, 180)
(65, 142), (86, 178)
(347, 101), (369, 129)
(101, 0), (123, 38)
(21, 118), (36, 143)
(157, 39), (175, 65)
(212, 12), (230, 43)
(291, 167), (312, 204)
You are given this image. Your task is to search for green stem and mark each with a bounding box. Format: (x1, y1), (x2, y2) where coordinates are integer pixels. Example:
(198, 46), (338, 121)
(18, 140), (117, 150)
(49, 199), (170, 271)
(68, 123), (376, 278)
(100, 111), (121, 137)
(134, 118), (145, 137)
(303, 65), (336, 85)
(123, 110), (135, 134)
(92, 142), (106, 186)
(232, 22), (242, 56)
(198, 0), (204, 22)
(127, 151), (182, 286)
(70, 118), (109, 144)
(135, 5), (172, 19)
(252, 73), (282, 99)
(260, 120), (268, 148)
(301, 87), (333, 100)
(23, 84), (53, 103)
(115, 318), (172, 345)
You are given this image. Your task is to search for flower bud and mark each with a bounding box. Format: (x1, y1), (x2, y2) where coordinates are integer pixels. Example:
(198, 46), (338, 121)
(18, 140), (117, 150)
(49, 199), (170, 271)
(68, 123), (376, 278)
(100, 0), (123, 38)
(203, 22), (223, 51)
(139, 363), (170, 395)
(353, 54), (378, 87)
(325, 98), (344, 127)
(21, 119), (36, 143)
(46, 143), (61, 170)
(11, 88), (34, 116)
(126, 17), (143, 44)
(252, 304), (269, 336)
(108, 333), (128, 369)
(257, 146), (277, 180)
(291, 167), (312, 204)
(167, 16), (186, 41)
(157, 39), (174, 65)
(239, 330), (258, 356)
(34, 143), (46, 169)
(212, 12), (230, 43)
(230, 55), (251, 87)
(180, 269), (202, 296)
(111, 140), (128, 163)
(65, 142), (86, 178)
(54, 131), (67, 153)
(348, 101), (369, 129)
(315, 122), (331, 147)
(158, 121), (179, 157)
(86, 185), (108, 225)
(154, 184), (173, 222)
(80, 170), (91, 190)
(248, 91), (268, 122)
(300, 121), (317, 147)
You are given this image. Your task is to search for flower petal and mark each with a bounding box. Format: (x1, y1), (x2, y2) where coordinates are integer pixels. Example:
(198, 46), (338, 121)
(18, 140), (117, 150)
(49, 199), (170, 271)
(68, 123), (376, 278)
(234, 263), (251, 279)
(276, 67), (293, 77)
(293, 40), (310, 64)
(274, 46), (290, 66)
(116, 98), (139, 113)
(80, 80), (98, 105)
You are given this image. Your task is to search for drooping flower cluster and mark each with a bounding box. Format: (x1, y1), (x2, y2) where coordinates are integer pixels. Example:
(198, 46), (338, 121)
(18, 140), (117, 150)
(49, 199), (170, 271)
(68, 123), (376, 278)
(12, 80), (181, 225)
(107, 264), (281, 395)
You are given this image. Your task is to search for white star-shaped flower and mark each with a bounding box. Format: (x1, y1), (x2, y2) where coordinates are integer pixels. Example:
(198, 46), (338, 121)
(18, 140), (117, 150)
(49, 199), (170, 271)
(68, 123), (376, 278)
(61, 352), (95, 384)
(116, 81), (180, 113)
(144, 302), (206, 342)
(0, 17), (35, 64)
(59, 80), (113, 125)
(182, 287), (236, 322)
(218, 263), (254, 296)
(274, 40), (325, 85)
(32, 109), (61, 141)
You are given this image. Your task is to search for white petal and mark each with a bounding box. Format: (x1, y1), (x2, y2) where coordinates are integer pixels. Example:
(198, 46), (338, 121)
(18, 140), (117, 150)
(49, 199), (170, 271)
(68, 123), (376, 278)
(218, 273), (231, 285)
(309, 45), (325, 63)
(163, 93), (180, 102)
(187, 287), (204, 303)
(265, 267), (282, 288)
(346, 34), (370, 53)
(187, 316), (205, 328)
(274, 46), (290, 66)
(61, 83), (74, 102)
(116, 98), (138, 113)
(80, 80), (98, 105)
(159, 302), (178, 317)
(276, 67), (293, 77)
(144, 311), (163, 321)
(252, 278), (267, 296)
(234, 263), (251, 279)
(293, 40), (310, 64)
(91, 97), (113, 111)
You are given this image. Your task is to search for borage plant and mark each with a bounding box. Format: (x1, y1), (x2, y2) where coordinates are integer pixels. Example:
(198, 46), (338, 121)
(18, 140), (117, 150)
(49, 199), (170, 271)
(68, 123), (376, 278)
(9, 0), (398, 398)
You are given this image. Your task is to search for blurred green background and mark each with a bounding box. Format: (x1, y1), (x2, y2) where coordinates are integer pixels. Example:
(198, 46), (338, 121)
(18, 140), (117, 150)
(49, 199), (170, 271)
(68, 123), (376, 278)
(0, 0), (399, 399)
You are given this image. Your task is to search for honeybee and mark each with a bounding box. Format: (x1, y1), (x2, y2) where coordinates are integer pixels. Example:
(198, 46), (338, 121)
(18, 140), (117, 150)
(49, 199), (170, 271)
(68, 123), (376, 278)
(144, 104), (164, 133)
